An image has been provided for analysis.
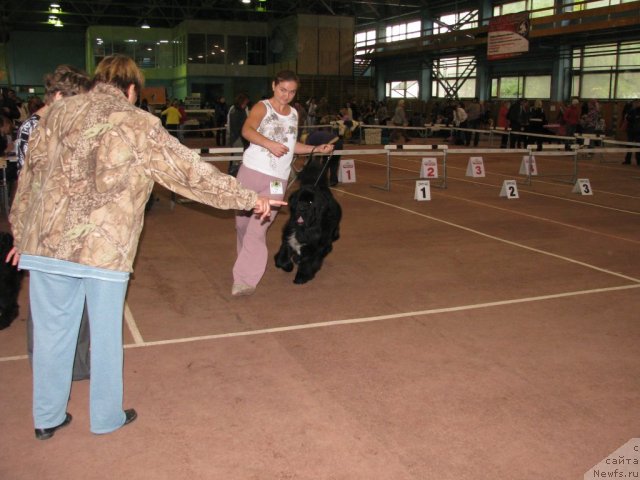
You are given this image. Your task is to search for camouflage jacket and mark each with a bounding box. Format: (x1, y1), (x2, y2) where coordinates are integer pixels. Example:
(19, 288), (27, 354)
(10, 83), (258, 272)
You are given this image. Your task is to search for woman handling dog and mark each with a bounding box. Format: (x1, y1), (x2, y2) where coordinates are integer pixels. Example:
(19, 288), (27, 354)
(232, 70), (334, 296)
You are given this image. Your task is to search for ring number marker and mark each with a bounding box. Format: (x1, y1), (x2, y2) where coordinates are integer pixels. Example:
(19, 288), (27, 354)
(572, 178), (593, 195)
(499, 179), (519, 199)
(466, 157), (485, 177)
(420, 158), (439, 179)
(414, 180), (431, 201)
(338, 159), (356, 183)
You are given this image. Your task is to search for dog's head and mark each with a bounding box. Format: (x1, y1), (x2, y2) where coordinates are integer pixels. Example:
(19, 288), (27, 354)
(291, 187), (323, 228)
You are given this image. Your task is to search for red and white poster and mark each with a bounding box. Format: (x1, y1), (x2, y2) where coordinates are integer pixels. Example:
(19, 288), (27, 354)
(487, 12), (530, 61)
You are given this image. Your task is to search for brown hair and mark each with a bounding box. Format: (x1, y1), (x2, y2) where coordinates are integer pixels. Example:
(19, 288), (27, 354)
(233, 93), (249, 109)
(43, 64), (91, 104)
(273, 70), (299, 86)
(92, 54), (145, 97)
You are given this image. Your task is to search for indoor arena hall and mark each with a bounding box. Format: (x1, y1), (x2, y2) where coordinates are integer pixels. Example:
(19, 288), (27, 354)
(1, 132), (639, 479)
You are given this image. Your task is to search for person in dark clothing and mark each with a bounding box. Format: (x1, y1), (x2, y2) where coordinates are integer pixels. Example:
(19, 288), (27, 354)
(507, 98), (527, 148)
(622, 99), (640, 166)
(227, 93), (250, 176)
(214, 96), (229, 146)
(527, 100), (547, 151)
(0, 88), (21, 121)
(305, 117), (342, 186)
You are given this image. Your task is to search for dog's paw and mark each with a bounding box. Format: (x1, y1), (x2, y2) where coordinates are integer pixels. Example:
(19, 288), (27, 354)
(293, 271), (315, 284)
(279, 262), (294, 272)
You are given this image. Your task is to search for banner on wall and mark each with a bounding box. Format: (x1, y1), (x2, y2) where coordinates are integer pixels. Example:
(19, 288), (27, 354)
(487, 12), (530, 61)
(140, 87), (167, 106)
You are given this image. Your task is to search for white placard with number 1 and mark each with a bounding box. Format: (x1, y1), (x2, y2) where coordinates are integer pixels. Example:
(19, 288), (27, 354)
(420, 158), (439, 179)
(414, 180), (431, 201)
(338, 159), (356, 183)
(466, 157), (485, 177)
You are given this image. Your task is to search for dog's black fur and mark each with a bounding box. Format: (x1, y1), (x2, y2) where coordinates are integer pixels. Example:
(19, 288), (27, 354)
(274, 159), (342, 284)
(0, 232), (22, 330)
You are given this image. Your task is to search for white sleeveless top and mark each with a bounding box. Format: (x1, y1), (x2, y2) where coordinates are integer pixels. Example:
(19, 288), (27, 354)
(242, 100), (298, 180)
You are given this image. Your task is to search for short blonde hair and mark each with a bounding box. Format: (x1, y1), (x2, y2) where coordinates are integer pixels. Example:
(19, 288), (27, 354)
(92, 54), (145, 97)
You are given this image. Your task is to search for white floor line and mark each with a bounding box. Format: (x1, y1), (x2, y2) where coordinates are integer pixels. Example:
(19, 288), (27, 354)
(440, 192), (640, 245)
(1, 284), (638, 362)
(124, 301), (144, 345)
(119, 283), (639, 348)
(338, 189), (640, 283)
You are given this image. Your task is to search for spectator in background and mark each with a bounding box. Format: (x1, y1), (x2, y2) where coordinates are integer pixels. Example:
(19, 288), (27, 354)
(27, 96), (45, 115)
(527, 99), (547, 151)
(496, 100), (511, 148)
(453, 102), (468, 145)
(507, 98), (528, 148)
(177, 100), (187, 142)
(305, 116), (342, 186)
(465, 97), (482, 146)
(622, 99), (640, 166)
(227, 93), (250, 176)
(161, 99), (182, 139)
(139, 98), (150, 112)
(0, 88), (21, 122)
(305, 97), (317, 126)
(561, 97), (581, 150)
(214, 96), (229, 146)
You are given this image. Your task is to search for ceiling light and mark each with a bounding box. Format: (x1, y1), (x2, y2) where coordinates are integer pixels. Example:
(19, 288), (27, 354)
(49, 3), (61, 14)
(54, 18), (64, 27)
(141, 20), (150, 29)
(242, 0), (250, 4)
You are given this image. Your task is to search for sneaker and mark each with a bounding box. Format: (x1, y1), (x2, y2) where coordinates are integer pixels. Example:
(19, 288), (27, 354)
(232, 284), (256, 296)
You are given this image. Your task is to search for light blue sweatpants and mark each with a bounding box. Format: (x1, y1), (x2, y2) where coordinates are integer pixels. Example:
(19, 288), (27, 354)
(29, 269), (129, 434)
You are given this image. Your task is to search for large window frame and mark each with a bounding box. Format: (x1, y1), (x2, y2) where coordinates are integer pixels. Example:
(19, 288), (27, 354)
(571, 41), (640, 99)
(490, 75), (552, 99)
(431, 56), (477, 99)
(434, 10), (479, 34)
(385, 80), (419, 99)
(385, 21), (421, 43)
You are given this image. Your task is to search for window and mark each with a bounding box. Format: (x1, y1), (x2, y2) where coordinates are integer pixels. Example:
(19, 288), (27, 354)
(207, 35), (225, 65)
(187, 34), (206, 64)
(491, 75), (551, 98)
(572, 41), (640, 99)
(434, 10), (478, 34)
(493, 0), (553, 18)
(385, 80), (419, 99)
(355, 29), (376, 50)
(385, 21), (421, 43)
(432, 56), (476, 98)
(247, 37), (266, 65)
(227, 36), (246, 65)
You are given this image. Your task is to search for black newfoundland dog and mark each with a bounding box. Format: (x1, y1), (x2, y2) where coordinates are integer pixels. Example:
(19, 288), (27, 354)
(0, 232), (22, 330)
(274, 159), (342, 284)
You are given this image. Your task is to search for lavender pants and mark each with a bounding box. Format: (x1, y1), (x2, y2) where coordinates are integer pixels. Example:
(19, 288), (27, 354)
(233, 165), (287, 287)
